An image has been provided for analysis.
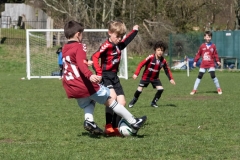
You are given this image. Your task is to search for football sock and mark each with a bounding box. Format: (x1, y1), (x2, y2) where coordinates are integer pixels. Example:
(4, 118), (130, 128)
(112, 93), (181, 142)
(134, 90), (142, 99)
(193, 78), (201, 90)
(112, 113), (121, 128)
(105, 107), (113, 125)
(213, 77), (220, 88)
(84, 102), (95, 122)
(152, 89), (164, 103)
(109, 100), (136, 124)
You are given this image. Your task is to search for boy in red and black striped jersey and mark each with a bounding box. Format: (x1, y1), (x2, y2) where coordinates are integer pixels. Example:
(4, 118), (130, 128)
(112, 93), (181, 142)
(128, 41), (176, 108)
(92, 20), (138, 136)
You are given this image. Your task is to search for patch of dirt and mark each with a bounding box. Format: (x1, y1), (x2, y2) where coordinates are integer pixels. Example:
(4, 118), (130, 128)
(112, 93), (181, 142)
(0, 139), (14, 143)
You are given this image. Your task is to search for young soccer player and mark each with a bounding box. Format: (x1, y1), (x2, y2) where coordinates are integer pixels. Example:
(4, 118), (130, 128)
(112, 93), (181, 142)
(91, 20), (138, 136)
(190, 31), (222, 95)
(128, 41), (175, 108)
(56, 42), (64, 79)
(62, 20), (147, 135)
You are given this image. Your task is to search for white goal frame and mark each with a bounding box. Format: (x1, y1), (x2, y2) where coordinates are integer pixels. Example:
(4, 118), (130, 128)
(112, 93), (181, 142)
(26, 29), (128, 80)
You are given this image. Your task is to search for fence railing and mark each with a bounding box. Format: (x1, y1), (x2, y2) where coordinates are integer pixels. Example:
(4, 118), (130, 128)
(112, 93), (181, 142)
(0, 17), (46, 45)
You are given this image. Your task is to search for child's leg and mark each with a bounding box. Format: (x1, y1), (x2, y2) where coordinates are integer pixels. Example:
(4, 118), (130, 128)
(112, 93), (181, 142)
(105, 89), (117, 124)
(112, 95), (126, 128)
(209, 71), (221, 88)
(77, 98), (103, 135)
(193, 70), (205, 90)
(128, 82), (145, 108)
(133, 87), (143, 101)
(152, 87), (164, 104)
(84, 101), (95, 122)
(91, 85), (147, 130)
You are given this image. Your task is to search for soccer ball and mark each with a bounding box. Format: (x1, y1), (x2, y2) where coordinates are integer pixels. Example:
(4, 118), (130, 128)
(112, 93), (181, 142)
(118, 118), (137, 137)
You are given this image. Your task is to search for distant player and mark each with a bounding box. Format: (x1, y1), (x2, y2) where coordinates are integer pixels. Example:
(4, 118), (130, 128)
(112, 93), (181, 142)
(128, 41), (175, 108)
(190, 31), (222, 95)
(62, 20), (147, 135)
(56, 44), (63, 79)
(91, 20), (139, 136)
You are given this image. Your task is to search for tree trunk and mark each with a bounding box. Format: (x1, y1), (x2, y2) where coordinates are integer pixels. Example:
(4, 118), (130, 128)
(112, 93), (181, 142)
(102, 0), (106, 28)
(110, 0), (116, 20)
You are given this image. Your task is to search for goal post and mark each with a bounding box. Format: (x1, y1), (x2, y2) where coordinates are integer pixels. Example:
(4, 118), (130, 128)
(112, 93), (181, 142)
(26, 29), (128, 80)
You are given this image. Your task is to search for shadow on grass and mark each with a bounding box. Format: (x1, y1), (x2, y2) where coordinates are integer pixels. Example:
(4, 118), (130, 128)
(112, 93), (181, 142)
(205, 91), (218, 94)
(78, 132), (103, 139)
(157, 104), (177, 107)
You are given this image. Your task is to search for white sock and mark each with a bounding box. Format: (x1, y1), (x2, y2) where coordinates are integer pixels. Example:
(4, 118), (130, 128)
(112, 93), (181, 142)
(84, 102), (95, 122)
(213, 77), (220, 88)
(109, 100), (136, 124)
(193, 78), (201, 90)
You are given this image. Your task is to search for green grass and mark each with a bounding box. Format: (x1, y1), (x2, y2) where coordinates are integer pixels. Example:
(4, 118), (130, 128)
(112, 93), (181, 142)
(1, 44), (240, 159)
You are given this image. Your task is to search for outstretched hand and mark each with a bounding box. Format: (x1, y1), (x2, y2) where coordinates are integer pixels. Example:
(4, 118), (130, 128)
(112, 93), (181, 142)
(193, 62), (196, 67)
(170, 79), (176, 85)
(133, 25), (139, 30)
(132, 74), (138, 80)
(217, 61), (221, 66)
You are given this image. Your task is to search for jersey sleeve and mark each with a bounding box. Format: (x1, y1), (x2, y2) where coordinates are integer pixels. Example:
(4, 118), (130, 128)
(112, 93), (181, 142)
(76, 46), (93, 79)
(163, 59), (173, 80)
(91, 46), (106, 76)
(213, 44), (220, 62)
(194, 45), (203, 62)
(134, 55), (151, 76)
(118, 30), (138, 50)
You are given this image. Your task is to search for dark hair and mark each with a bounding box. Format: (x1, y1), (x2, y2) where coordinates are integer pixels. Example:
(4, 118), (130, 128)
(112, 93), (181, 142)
(64, 20), (84, 39)
(154, 41), (167, 51)
(204, 31), (212, 37)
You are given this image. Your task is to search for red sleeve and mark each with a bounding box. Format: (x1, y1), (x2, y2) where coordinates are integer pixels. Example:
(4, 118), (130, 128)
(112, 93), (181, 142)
(76, 46), (93, 79)
(213, 44), (220, 62)
(134, 55), (152, 76)
(91, 50), (103, 76)
(194, 44), (203, 62)
(163, 59), (173, 80)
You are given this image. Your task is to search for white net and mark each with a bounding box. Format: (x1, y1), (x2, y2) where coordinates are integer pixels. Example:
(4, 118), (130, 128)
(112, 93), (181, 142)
(26, 29), (128, 79)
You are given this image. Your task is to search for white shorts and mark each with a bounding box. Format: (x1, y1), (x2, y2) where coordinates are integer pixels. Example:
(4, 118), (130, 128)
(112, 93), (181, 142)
(199, 67), (215, 73)
(76, 84), (110, 109)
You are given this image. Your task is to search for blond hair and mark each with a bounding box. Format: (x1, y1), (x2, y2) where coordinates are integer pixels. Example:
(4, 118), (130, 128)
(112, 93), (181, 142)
(108, 20), (127, 36)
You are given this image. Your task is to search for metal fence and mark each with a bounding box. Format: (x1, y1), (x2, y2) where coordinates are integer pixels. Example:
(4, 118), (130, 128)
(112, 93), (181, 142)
(0, 16), (46, 45)
(169, 30), (240, 69)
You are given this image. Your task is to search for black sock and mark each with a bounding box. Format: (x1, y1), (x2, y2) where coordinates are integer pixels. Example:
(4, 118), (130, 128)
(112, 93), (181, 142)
(152, 89), (164, 103)
(112, 113), (121, 128)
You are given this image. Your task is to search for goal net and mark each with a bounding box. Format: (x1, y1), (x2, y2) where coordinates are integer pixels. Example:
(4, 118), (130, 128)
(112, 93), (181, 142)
(26, 29), (128, 80)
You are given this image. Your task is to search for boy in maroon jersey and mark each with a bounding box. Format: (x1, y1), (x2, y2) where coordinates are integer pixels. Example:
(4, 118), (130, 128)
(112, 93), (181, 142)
(91, 20), (138, 136)
(190, 31), (222, 95)
(62, 20), (147, 135)
(128, 41), (176, 108)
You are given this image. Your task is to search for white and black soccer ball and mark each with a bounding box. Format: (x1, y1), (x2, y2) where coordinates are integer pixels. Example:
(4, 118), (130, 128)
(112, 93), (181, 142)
(118, 118), (137, 137)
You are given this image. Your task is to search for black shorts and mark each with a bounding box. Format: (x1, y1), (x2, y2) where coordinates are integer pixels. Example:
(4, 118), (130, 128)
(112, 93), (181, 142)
(102, 71), (125, 96)
(139, 79), (162, 88)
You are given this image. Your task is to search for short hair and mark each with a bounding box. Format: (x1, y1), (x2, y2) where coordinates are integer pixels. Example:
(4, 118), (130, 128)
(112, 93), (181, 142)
(64, 20), (84, 39)
(204, 31), (212, 37)
(154, 41), (167, 51)
(108, 20), (127, 37)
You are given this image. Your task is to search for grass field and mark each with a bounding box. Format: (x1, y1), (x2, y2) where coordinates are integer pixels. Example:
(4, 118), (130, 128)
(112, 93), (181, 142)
(1, 44), (240, 159)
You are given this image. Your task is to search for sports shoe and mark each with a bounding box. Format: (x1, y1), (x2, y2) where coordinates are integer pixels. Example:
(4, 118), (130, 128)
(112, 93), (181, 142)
(113, 128), (122, 137)
(190, 90), (197, 95)
(131, 116), (147, 130)
(217, 88), (222, 95)
(104, 123), (115, 135)
(151, 102), (158, 108)
(128, 98), (138, 108)
(84, 120), (103, 135)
